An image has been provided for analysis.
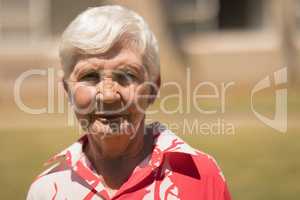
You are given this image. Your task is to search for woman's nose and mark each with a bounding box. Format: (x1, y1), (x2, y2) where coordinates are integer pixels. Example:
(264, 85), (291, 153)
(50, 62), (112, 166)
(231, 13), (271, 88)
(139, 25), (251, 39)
(97, 78), (121, 104)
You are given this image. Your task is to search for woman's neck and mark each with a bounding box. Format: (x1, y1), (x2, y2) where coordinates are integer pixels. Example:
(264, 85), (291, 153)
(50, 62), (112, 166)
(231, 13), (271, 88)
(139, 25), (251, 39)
(84, 122), (153, 189)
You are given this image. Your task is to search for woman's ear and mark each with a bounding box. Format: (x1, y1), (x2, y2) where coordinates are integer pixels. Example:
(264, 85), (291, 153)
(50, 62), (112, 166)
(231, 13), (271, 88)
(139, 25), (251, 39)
(62, 79), (69, 93)
(148, 75), (161, 104)
(61, 78), (74, 106)
(58, 68), (69, 96)
(155, 75), (161, 89)
(60, 71), (71, 99)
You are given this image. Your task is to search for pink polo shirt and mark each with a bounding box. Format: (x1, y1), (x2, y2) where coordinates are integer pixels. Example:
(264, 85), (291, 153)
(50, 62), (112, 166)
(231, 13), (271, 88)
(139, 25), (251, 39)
(27, 123), (231, 200)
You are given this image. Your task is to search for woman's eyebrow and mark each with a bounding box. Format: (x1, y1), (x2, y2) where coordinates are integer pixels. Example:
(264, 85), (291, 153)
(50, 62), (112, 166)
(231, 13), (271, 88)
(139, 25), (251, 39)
(73, 60), (101, 77)
(78, 68), (98, 79)
(117, 64), (144, 73)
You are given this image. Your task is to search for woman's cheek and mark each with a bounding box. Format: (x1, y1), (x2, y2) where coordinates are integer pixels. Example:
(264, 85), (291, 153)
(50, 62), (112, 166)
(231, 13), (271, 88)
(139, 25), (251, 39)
(73, 86), (96, 112)
(119, 85), (134, 105)
(134, 85), (151, 113)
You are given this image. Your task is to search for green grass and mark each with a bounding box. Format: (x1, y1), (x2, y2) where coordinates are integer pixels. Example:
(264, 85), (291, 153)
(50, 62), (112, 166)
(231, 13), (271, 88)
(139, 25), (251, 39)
(1, 125), (299, 200)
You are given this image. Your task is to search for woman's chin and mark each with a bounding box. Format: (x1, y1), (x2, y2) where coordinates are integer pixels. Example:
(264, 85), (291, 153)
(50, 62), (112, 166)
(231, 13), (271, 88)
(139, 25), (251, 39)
(101, 135), (131, 158)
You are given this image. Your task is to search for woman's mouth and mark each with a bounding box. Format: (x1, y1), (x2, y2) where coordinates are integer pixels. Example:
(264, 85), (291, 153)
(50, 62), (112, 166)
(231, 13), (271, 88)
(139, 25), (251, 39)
(88, 111), (131, 135)
(93, 113), (128, 124)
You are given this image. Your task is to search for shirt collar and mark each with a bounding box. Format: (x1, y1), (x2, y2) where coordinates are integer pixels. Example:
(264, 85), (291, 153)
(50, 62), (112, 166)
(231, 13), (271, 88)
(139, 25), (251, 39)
(45, 122), (198, 168)
(44, 122), (200, 197)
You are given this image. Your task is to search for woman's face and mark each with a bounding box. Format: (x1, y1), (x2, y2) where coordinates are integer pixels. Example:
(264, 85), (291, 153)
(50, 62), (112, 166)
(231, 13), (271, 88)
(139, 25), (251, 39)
(65, 46), (154, 157)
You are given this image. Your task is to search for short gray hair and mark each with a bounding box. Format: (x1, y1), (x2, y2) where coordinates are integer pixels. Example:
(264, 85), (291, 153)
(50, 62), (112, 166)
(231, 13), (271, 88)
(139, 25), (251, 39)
(59, 5), (160, 83)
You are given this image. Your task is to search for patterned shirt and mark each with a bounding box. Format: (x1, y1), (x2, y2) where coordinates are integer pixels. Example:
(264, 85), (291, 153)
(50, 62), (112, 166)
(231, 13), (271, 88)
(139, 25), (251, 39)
(27, 123), (231, 200)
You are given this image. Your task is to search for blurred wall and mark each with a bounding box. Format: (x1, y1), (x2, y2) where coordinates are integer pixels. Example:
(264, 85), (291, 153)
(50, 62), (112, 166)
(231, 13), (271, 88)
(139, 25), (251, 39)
(0, 0), (299, 112)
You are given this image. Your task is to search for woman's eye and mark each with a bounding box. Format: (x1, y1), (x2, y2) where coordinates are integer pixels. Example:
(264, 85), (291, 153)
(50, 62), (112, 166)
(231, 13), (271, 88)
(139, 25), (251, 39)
(113, 70), (138, 85)
(125, 71), (137, 80)
(80, 73), (99, 82)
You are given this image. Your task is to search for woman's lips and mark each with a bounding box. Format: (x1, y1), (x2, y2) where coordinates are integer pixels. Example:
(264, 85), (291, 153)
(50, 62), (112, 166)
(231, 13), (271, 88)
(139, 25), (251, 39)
(92, 113), (129, 124)
(89, 113), (133, 137)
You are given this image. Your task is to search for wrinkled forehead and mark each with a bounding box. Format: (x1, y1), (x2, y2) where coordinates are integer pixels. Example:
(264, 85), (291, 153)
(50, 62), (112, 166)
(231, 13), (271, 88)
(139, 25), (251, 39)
(65, 43), (145, 77)
(74, 51), (144, 74)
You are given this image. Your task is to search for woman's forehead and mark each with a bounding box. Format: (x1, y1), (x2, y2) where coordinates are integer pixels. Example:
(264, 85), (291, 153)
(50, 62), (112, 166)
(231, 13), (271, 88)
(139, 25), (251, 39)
(73, 48), (144, 73)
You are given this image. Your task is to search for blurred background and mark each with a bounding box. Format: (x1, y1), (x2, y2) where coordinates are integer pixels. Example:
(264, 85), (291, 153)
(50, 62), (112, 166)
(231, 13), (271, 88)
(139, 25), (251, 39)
(0, 0), (299, 199)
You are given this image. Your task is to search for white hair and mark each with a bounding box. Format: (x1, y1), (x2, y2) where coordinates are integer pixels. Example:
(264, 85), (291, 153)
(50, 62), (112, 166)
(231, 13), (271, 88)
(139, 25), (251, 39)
(59, 5), (160, 83)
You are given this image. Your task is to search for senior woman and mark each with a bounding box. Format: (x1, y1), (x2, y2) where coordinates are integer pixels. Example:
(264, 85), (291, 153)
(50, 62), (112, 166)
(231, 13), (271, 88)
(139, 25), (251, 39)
(27, 5), (231, 200)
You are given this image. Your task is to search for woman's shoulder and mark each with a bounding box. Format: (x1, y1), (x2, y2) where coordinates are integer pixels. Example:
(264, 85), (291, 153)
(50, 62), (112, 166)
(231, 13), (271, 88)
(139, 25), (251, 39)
(192, 150), (226, 179)
(26, 161), (71, 200)
(151, 121), (225, 178)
